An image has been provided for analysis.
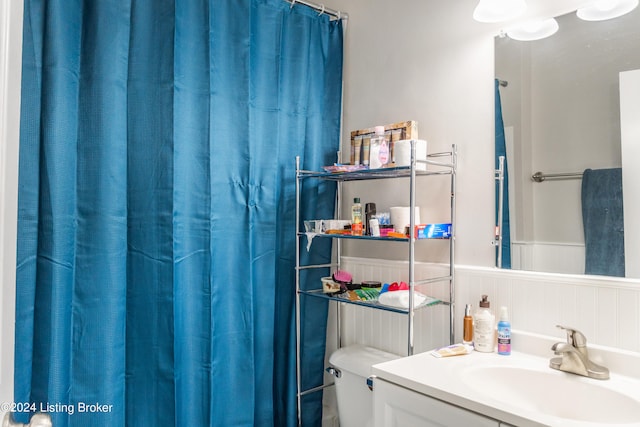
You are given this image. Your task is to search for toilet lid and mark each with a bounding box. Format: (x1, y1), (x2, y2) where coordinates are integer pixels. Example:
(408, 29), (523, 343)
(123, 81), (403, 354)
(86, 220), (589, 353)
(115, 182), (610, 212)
(329, 344), (401, 378)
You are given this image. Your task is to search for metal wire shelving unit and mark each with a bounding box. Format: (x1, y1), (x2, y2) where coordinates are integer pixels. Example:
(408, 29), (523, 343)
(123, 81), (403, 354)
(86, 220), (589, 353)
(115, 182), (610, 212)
(294, 143), (457, 426)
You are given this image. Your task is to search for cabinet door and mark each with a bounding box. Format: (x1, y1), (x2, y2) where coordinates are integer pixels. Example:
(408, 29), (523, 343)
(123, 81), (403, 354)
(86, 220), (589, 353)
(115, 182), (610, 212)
(374, 379), (500, 427)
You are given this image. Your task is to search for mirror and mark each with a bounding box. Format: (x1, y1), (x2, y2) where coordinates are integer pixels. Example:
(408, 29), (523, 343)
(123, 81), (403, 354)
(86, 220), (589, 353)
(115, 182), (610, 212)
(494, 7), (640, 277)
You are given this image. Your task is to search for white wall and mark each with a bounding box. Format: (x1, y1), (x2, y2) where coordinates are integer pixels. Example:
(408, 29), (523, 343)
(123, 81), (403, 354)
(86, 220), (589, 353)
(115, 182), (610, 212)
(334, 0), (497, 266)
(0, 0), (23, 414)
(620, 69), (640, 278)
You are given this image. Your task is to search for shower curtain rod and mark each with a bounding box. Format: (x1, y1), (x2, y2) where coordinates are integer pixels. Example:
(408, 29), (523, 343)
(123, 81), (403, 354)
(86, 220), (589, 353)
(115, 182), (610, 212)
(532, 171), (583, 182)
(285, 0), (348, 20)
(498, 79), (508, 87)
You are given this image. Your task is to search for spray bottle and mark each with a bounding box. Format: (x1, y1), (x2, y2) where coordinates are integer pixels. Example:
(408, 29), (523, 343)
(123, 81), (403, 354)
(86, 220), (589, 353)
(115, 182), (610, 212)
(497, 306), (511, 355)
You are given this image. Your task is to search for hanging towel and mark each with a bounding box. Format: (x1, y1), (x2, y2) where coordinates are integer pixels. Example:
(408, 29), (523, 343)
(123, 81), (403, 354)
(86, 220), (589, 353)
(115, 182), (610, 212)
(581, 168), (625, 277)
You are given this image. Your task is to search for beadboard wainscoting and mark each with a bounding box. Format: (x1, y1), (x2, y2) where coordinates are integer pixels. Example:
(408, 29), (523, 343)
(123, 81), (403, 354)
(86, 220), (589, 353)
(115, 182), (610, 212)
(511, 241), (585, 275)
(455, 266), (640, 352)
(334, 257), (452, 356)
(330, 257), (640, 357)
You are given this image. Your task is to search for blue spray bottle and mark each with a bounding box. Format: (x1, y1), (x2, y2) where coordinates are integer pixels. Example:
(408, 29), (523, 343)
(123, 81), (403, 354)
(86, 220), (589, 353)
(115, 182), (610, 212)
(497, 306), (511, 355)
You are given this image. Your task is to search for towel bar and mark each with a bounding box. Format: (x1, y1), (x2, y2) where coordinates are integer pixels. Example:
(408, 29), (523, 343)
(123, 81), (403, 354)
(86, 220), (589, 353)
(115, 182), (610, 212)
(532, 171), (583, 182)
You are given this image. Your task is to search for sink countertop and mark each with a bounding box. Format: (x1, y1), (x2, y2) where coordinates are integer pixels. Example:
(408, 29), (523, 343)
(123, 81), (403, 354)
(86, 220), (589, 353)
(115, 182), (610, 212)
(371, 331), (640, 427)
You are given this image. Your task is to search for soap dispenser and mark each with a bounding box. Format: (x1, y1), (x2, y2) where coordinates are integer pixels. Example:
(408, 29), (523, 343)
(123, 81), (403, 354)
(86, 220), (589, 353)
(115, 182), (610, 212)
(473, 295), (495, 353)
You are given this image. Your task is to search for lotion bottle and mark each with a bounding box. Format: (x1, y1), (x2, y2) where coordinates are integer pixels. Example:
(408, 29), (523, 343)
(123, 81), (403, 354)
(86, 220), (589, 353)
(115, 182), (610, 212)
(473, 295), (495, 353)
(497, 306), (511, 355)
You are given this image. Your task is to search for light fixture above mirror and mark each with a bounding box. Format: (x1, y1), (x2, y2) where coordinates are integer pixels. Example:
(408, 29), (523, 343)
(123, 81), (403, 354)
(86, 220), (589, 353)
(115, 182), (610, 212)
(475, 0), (638, 42)
(576, 0), (639, 21)
(506, 18), (559, 41)
(473, 0), (527, 23)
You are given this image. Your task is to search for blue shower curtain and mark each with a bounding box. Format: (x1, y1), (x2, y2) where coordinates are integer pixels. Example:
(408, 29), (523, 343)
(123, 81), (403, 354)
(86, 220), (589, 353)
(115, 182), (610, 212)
(15, 1), (342, 426)
(495, 79), (511, 268)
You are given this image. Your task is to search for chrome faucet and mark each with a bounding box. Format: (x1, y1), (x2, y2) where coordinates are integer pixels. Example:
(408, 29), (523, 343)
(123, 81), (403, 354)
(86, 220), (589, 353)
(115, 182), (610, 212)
(550, 325), (609, 380)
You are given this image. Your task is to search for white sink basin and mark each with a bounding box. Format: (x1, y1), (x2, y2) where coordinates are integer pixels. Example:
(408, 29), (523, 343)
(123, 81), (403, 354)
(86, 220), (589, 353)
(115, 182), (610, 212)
(372, 331), (640, 426)
(463, 364), (640, 424)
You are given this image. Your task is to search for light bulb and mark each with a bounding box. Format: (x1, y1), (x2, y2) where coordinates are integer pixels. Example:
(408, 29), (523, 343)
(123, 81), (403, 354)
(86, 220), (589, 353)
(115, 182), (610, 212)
(577, 0), (639, 21)
(594, 0), (618, 11)
(473, 0), (527, 23)
(506, 18), (559, 41)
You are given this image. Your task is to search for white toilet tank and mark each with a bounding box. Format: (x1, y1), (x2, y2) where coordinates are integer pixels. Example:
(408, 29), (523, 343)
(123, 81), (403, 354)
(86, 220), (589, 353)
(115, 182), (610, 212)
(328, 344), (400, 427)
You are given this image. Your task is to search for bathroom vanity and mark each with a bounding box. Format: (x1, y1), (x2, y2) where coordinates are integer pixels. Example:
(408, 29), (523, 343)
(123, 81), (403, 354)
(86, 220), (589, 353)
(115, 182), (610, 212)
(371, 331), (640, 427)
(373, 377), (513, 426)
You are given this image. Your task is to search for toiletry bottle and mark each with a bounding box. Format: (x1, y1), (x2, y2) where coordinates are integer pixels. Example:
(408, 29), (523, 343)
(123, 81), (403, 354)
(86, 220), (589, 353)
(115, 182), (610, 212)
(384, 130), (392, 165)
(473, 295), (495, 352)
(390, 128), (402, 164)
(353, 135), (363, 165)
(497, 306), (511, 355)
(364, 203), (376, 235)
(351, 198), (363, 236)
(369, 218), (380, 237)
(463, 304), (473, 345)
(379, 128), (390, 166)
(362, 134), (372, 166)
(370, 126), (389, 168)
(349, 135), (357, 165)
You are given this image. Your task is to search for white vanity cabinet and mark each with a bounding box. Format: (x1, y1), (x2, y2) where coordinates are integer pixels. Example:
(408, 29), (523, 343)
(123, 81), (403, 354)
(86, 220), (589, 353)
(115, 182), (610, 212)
(373, 378), (500, 427)
(371, 334), (640, 427)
